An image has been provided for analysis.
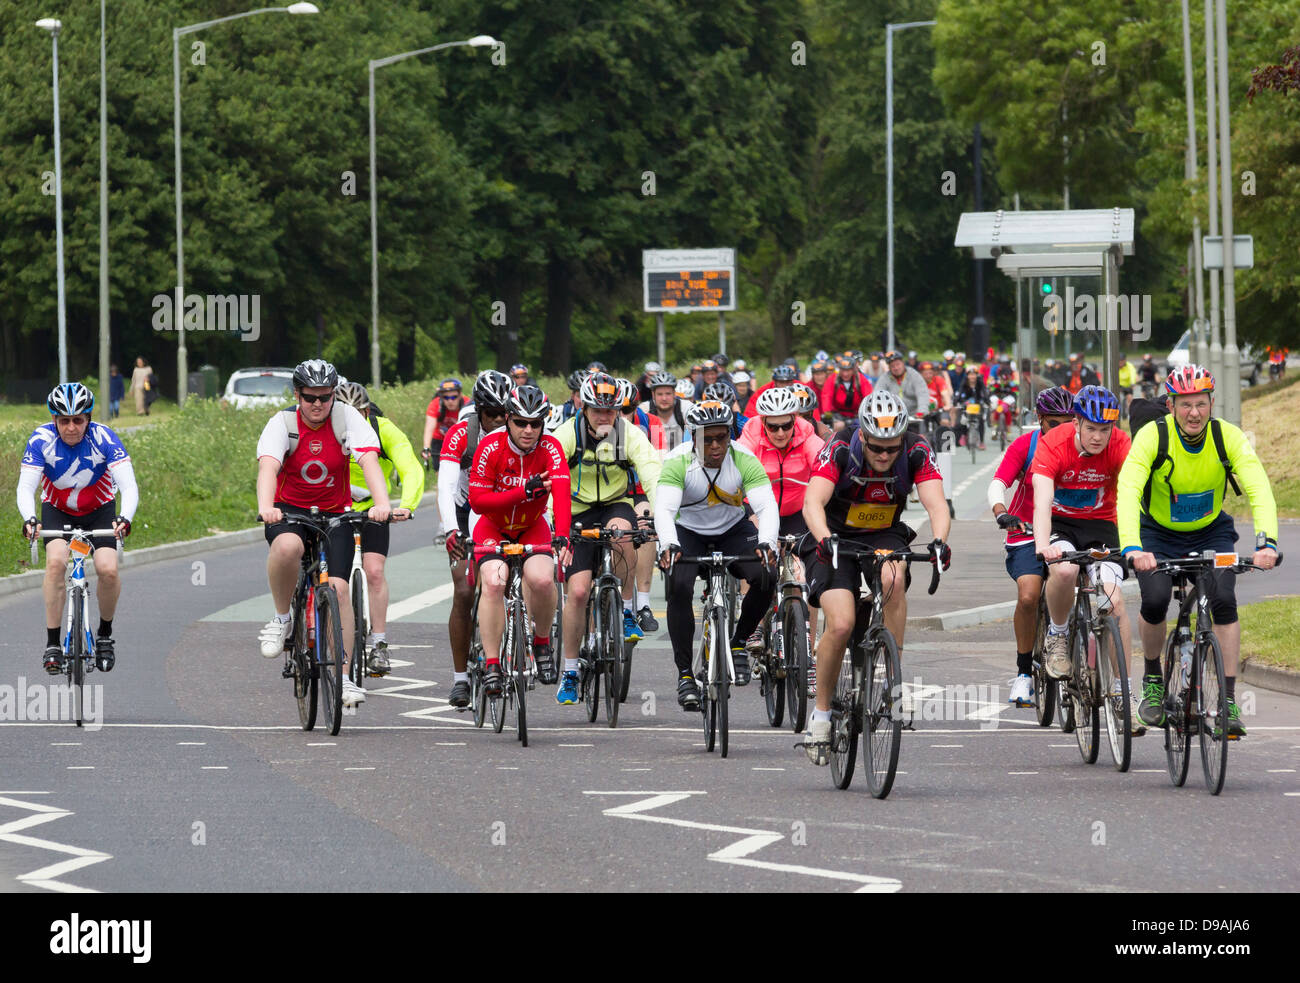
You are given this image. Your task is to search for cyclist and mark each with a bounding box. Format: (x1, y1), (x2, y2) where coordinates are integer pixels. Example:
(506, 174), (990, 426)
(874, 351), (930, 422)
(947, 352), (967, 392)
(805, 356), (830, 395)
(1117, 366), (1278, 737)
(693, 359), (721, 399)
(703, 380), (748, 438)
(744, 363), (800, 417)
(561, 370), (587, 423)
(1136, 354), (1161, 399)
(556, 372), (662, 701)
(675, 377), (696, 402)
(19, 383), (137, 675)
(1117, 353), (1137, 416)
(509, 363), (533, 387)
(953, 365), (990, 450)
(1030, 385), (1141, 728)
(437, 370), (512, 707)
(731, 371), (754, 409)
(639, 370), (692, 451)
(818, 354), (872, 430)
(256, 360), (391, 709)
(620, 378), (666, 633)
(655, 400), (778, 708)
(334, 381), (420, 676)
(801, 391), (951, 764)
(421, 378), (467, 467)
(467, 384), (569, 697)
(791, 381), (833, 441)
(987, 386), (1076, 707)
(919, 360), (954, 429)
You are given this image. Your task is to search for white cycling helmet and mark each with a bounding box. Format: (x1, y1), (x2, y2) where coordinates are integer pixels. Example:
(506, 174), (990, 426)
(857, 391), (910, 439)
(544, 402), (566, 433)
(754, 386), (801, 417)
(674, 378), (695, 399)
(615, 377), (638, 410)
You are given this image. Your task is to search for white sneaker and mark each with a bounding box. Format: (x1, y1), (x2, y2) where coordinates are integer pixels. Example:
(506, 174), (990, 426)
(804, 718), (831, 766)
(259, 618), (291, 658)
(1044, 632), (1071, 679)
(342, 677), (366, 707)
(1008, 674), (1034, 707)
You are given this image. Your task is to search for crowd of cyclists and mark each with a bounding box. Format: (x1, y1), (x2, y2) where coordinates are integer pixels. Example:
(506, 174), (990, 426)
(15, 341), (1281, 768)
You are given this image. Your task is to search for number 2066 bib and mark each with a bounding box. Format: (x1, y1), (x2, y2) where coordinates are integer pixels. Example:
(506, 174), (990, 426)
(844, 502), (898, 530)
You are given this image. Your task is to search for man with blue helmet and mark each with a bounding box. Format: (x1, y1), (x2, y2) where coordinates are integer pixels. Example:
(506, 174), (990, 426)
(18, 383), (138, 675)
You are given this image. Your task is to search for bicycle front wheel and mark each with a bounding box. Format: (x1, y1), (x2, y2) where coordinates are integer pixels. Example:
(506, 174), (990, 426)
(829, 645), (859, 790)
(1162, 631), (1190, 787)
(1198, 632), (1229, 795)
(713, 604), (731, 757)
(69, 591), (85, 728)
(292, 600), (317, 731)
(1073, 629), (1100, 765)
(1032, 596), (1055, 727)
(512, 597), (528, 747)
(619, 640), (634, 704)
(317, 587), (345, 737)
(763, 615), (785, 729)
(350, 572), (368, 683)
(864, 630), (902, 799)
(602, 588), (622, 728)
(699, 614), (715, 752)
(1096, 615), (1132, 772)
(784, 601), (809, 734)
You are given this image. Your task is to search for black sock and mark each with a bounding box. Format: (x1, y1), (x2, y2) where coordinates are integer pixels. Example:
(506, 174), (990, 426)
(1016, 651), (1033, 675)
(1225, 676), (1235, 700)
(1144, 658), (1162, 677)
(47, 627), (60, 647)
(98, 618), (113, 638)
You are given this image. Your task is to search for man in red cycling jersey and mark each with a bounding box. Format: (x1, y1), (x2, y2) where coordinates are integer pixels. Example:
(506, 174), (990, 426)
(421, 378), (468, 466)
(987, 386), (1075, 708)
(467, 385), (571, 695)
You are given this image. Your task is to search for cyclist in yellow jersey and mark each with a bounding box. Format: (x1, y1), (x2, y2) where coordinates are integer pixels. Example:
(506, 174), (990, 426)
(1117, 366), (1278, 736)
(335, 382), (420, 675)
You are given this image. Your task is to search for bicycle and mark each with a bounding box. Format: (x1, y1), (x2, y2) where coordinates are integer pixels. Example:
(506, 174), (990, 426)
(989, 384), (1017, 451)
(820, 537), (941, 798)
(31, 527), (122, 728)
(1041, 547), (1134, 771)
(268, 509), (370, 737)
(573, 523), (655, 728)
(1001, 520), (1064, 730)
(1136, 550), (1282, 795)
(466, 540), (550, 746)
(959, 401), (985, 462)
(346, 512), (404, 689)
(756, 533), (814, 733)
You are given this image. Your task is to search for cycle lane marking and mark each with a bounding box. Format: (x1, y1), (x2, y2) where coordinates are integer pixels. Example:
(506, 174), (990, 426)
(0, 795), (111, 893)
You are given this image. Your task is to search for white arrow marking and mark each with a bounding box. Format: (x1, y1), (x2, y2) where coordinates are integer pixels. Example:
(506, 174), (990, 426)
(0, 796), (111, 893)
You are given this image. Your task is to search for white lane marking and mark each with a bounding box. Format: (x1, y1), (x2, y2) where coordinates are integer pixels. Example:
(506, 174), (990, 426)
(1050, 744), (1074, 747)
(201, 766), (228, 770)
(435, 742), (466, 746)
(1135, 769), (1164, 773)
(0, 791), (51, 795)
(387, 583), (456, 621)
(344, 767), (375, 771)
(1007, 771), (1038, 775)
(50, 742), (80, 746)
(559, 743), (594, 748)
(306, 742), (336, 747)
(66, 766), (93, 770)
(752, 767), (785, 772)
(176, 742), (206, 746)
(1286, 793), (1300, 797)
(621, 768), (651, 772)
(1267, 769), (1296, 773)
(931, 744), (963, 748)
(952, 459), (999, 498)
(497, 767), (519, 771)
(0, 796), (111, 893)
(584, 792), (901, 893)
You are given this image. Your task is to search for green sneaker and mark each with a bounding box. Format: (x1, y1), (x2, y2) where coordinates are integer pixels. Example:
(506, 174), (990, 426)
(1137, 674), (1165, 728)
(1224, 698), (1246, 739)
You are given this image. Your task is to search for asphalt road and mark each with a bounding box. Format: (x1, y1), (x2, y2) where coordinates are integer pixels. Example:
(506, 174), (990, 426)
(2, 442), (1297, 893)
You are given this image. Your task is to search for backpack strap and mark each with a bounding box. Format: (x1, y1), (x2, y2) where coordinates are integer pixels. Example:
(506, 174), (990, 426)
(1209, 418), (1242, 497)
(1021, 429), (1041, 479)
(458, 415), (482, 469)
(1141, 416), (1170, 514)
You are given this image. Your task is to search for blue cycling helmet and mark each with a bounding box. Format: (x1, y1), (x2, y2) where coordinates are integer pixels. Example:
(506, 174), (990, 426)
(1071, 385), (1121, 424)
(48, 382), (94, 417)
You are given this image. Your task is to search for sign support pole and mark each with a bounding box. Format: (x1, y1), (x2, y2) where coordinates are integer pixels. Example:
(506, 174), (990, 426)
(657, 313), (666, 367)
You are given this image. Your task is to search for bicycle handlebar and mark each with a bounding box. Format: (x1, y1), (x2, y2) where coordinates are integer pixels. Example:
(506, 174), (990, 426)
(30, 527), (123, 565)
(828, 535), (942, 595)
(1131, 550), (1284, 575)
(572, 522), (658, 547)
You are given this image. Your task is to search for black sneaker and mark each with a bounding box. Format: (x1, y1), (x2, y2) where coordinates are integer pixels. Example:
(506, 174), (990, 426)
(94, 636), (115, 672)
(367, 640), (391, 677)
(483, 665), (503, 696)
(448, 679), (471, 708)
(1137, 674), (1164, 727)
(533, 640), (557, 685)
(637, 606), (659, 633)
(43, 645), (64, 676)
(729, 646), (752, 686)
(677, 674), (701, 710)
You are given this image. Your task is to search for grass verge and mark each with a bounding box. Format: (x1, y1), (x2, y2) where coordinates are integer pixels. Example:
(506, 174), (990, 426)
(1238, 597), (1300, 672)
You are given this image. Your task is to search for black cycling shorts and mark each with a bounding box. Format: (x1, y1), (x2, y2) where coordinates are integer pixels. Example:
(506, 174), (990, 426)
(806, 524), (914, 607)
(40, 501), (118, 551)
(265, 502), (353, 572)
(567, 501), (639, 578)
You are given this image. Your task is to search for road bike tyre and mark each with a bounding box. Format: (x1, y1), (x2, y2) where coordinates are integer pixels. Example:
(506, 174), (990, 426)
(711, 603), (731, 757)
(490, 601), (509, 734)
(601, 587), (622, 728)
(293, 597), (317, 731)
(1032, 596), (1055, 727)
(619, 640), (634, 704)
(350, 572), (368, 683)
(583, 599), (601, 724)
(763, 611), (785, 729)
(700, 617), (715, 752)
(1096, 615), (1132, 772)
(1162, 630), (1190, 787)
(70, 591), (85, 728)
(1056, 677), (1075, 732)
(1198, 632), (1229, 795)
(864, 630), (903, 799)
(784, 602), (809, 733)
(317, 587), (346, 737)
(829, 645), (859, 790)
(1072, 629), (1100, 765)
(512, 596), (528, 747)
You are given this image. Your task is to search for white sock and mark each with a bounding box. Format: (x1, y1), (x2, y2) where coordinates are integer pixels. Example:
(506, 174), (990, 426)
(275, 612), (291, 623)
(812, 708), (832, 724)
(453, 672), (468, 684)
(1048, 621), (1067, 635)
(369, 632), (386, 646)
(637, 591), (651, 611)
(564, 658), (579, 673)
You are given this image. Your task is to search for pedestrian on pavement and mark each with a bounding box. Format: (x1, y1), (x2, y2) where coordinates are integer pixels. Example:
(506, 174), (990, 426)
(108, 364), (125, 419)
(130, 357), (151, 415)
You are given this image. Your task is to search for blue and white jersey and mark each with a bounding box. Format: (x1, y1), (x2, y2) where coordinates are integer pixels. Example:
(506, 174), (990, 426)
(21, 422), (130, 515)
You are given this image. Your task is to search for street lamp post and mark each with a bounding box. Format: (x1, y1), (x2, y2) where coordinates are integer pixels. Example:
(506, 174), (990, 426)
(1214, 0), (1240, 426)
(368, 36), (497, 389)
(100, 1), (110, 405)
(173, 3), (320, 406)
(885, 20), (936, 355)
(1181, 0), (1208, 370)
(36, 18), (69, 384)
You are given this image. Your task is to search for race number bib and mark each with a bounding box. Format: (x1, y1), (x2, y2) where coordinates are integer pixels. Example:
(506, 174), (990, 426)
(1169, 489), (1214, 523)
(845, 502), (898, 530)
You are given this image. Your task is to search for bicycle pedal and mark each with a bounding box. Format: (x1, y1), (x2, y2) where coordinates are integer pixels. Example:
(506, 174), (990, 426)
(281, 664), (295, 679)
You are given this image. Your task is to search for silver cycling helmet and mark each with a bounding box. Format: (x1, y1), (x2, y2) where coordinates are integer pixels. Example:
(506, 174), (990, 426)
(857, 390), (910, 439)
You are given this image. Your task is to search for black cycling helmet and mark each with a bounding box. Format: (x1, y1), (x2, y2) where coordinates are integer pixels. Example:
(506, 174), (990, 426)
(506, 385), (550, 420)
(293, 358), (337, 390)
(473, 369), (512, 412)
(586, 361), (607, 373)
(772, 364), (798, 382)
(567, 369), (587, 392)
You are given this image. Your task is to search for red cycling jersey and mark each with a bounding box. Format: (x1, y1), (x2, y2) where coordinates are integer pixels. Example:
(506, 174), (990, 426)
(819, 372), (873, 417)
(1029, 423), (1130, 522)
(468, 429), (571, 539)
(427, 397), (469, 442)
(992, 429), (1038, 546)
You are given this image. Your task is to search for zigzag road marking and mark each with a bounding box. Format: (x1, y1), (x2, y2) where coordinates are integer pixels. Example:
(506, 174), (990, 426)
(0, 795), (111, 893)
(584, 791), (902, 892)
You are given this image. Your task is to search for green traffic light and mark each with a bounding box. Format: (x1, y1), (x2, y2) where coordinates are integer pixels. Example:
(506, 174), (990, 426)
(1041, 282), (1053, 294)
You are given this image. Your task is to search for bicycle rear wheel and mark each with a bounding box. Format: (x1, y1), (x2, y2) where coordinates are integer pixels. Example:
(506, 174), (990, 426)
(864, 630), (902, 799)
(1197, 632), (1229, 795)
(317, 587), (345, 737)
(292, 596), (317, 731)
(619, 640), (634, 704)
(829, 646), (859, 790)
(784, 601), (809, 733)
(1056, 677), (1075, 732)
(763, 615), (785, 729)
(1096, 615), (1132, 772)
(1162, 631), (1189, 786)
(350, 572), (368, 683)
(601, 588), (622, 728)
(1032, 596), (1055, 727)
(1073, 630), (1100, 765)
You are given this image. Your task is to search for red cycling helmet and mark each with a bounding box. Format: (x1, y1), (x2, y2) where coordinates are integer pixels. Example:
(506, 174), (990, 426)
(1164, 364), (1215, 396)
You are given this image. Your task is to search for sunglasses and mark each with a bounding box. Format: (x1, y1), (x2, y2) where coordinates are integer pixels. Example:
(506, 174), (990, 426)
(1042, 418), (1068, 431)
(55, 415), (88, 426)
(441, 393), (460, 400)
(299, 392), (333, 405)
(509, 417), (543, 430)
(864, 441), (902, 456)
(699, 433), (730, 445)
(764, 419), (794, 432)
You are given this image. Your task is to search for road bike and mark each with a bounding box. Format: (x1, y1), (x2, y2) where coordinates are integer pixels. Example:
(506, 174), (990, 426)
(1042, 547), (1135, 771)
(756, 533), (814, 733)
(989, 384), (1017, 451)
(959, 401), (985, 462)
(32, 527), (122, 728)
(1004, 521), (1066, 730)
(1137, 550), (1281, 795)
(823, 537), (940, 798)
(346, 512), (404, 689)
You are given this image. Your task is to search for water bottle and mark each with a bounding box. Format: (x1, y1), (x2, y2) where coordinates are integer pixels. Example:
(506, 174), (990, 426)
(1178, 637), (1193, 688)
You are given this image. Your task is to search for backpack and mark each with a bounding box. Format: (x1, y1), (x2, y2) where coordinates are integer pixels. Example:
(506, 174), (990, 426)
(1016, 429), (1041, 482)
(834, 423), (929, 503)
(566, 417), (635, 473)
(1140, 415), (1241, 513)
(280, 404), (350, 458)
